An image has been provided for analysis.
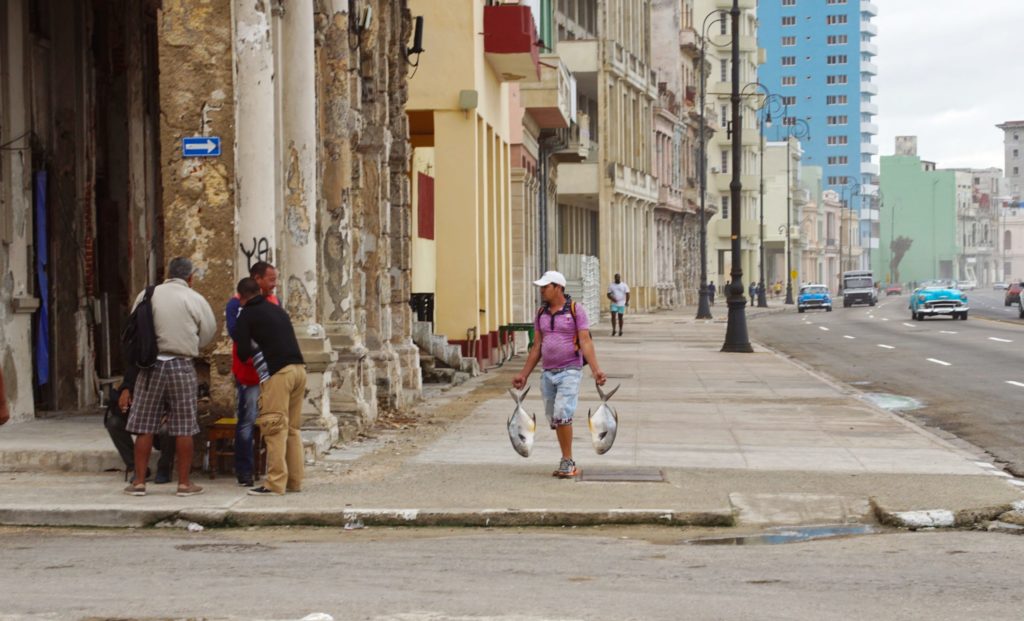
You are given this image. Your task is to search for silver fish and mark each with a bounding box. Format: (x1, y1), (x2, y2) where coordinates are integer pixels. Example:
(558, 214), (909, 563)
(507, 386), (536, 458)
(588, 383), (620, 455)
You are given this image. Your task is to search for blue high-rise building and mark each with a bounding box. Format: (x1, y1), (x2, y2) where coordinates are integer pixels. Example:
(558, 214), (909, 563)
(758, 0), (879, 266)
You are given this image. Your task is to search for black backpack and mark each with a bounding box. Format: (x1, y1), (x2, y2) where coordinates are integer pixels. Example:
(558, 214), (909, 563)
(121, 285), (159, 369)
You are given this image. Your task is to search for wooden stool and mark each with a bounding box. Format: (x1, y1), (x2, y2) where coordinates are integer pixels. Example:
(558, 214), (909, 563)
(205, 417), (266, 480)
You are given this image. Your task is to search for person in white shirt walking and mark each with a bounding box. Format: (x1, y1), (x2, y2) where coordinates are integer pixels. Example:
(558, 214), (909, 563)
(607, 274), (631, 337)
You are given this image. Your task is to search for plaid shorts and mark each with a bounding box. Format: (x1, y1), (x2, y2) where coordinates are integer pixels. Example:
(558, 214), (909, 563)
(126, 358), (200, 436)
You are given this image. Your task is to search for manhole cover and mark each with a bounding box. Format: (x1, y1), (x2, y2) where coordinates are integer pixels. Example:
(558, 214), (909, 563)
(577, 467), (665, 482)
(174, 543), (272, 554)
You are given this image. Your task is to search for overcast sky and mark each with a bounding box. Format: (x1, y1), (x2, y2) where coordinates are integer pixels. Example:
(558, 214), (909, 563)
(875, 0), (1024, 170)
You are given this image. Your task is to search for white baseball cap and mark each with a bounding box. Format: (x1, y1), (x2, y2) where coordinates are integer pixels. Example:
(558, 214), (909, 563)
(533, 270), (567, 287)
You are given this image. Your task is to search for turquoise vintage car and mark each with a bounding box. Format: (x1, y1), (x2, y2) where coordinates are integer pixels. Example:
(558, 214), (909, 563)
(797, 284), (832, 313)
(909, 280), (969, 321)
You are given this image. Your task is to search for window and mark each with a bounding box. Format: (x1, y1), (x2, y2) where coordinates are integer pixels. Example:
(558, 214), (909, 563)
(1015, 167), (1021, 176)
(781, 36), (796, 46)
(782, 16), (796, 26)
(827, 115), (848, 125)
(826, 0), (847, 4)
(1014, 149), (1020, 158)
(782, 0), (796, 5)
(782, 96), (796, 106)
(826, 14), (848, 25)
(826, 55), (848, 65)
(782, 117), (796, 127)
(721, 195), (729, 219)
(827, 135), (848, 146)
(827, 156), (849, 165)
(827, 34), (848, 45)
(782, 76), (797, 86)
(781, 56), (796, 66)
(721, 105), (728, 128)
(721, 150), (729, 174)
(828, 176), (851, 185)
(826, 75), (848, 85)
(826, 94), (848, 105)
(720, 59), (728, 81)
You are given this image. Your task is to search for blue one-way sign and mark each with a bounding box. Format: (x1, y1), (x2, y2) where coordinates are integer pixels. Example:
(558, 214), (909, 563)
(182, 136), (221, 157)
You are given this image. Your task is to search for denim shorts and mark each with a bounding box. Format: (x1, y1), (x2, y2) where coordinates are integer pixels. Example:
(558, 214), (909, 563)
(610, 304), (626, 314)
(541, 367), (582, 428)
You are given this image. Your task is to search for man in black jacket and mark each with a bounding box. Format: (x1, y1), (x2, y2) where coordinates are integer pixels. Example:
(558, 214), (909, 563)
(234, 277), (306, 496)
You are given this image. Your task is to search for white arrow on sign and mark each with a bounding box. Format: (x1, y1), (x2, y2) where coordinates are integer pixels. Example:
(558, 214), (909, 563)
(195, 140), (216, 153)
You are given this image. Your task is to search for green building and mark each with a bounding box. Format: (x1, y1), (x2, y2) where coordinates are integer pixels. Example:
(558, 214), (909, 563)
(875, 146), (957, 285)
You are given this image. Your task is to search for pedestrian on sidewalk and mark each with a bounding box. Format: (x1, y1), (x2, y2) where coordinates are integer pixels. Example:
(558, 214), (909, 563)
(0, 368), (9, 426)
(708, 280), (716, 305)
(234, 277), (307, 496)
(123, 257), (216, 498)
(106, 363), (174, 483)
(225, 261), (280, 487)
(607, 273), (630, 337)
(512, 270), (607, 478)
(748, 281), (756, 301)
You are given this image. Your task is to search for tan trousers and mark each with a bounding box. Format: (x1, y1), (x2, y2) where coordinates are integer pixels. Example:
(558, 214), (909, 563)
(257, 364), (306, 494)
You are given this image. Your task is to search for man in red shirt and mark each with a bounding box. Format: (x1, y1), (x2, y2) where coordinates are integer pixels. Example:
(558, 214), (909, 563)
(225, 261), (279, 486)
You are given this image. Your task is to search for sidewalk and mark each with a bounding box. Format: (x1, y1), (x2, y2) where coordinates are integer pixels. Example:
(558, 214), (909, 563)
(1, 305), (1021, 529)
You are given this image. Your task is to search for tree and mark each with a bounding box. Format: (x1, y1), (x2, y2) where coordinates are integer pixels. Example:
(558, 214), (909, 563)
(890, 236), (913, 284)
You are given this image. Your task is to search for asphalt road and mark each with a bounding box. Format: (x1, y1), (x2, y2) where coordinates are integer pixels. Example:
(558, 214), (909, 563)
(2, 526), (1023, 620)
(750, 292), (1024, 474)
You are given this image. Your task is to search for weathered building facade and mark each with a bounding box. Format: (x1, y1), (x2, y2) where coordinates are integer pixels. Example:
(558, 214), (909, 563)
(0, 0), (421, 446)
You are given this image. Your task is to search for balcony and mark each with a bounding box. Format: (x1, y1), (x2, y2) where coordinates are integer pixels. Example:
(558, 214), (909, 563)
(861, 81), (879, 95)
(713, 172), (758, 194)
(862, 41), (879, 56)
(861, 162), (880, 176)
(862, 143), (879, 155)
(612, 163), (658, 201)
(861, 60), (878, 75)
(862, 1), (879, 16)
(658, 184), (684, 211)
(552, 112), (591, 163)
(861, 122), (879, 135)
(680, 28), (700, 56)
(520, 53), (573, 129)
(861, 21), (878, 37)
(861, 101), (879, 115)
(557, 162), (600, 198)
(483, 5), (540, 82)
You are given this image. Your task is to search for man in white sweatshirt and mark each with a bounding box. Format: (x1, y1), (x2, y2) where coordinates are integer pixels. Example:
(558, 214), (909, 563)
(123, 257), (216, 498)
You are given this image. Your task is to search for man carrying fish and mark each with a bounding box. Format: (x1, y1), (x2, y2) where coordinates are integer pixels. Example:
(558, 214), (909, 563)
(512, 270), (608, 478)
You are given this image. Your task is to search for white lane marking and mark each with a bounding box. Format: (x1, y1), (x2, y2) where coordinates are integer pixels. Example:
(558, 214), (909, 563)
(902, 322), (915, 328)
(819, 326), (830, 331)
(927, 358), (952, 366)
(881, 318), (889, 321)
(843, 335), (856, 340)
(1005, 381), (1024, 388)
(877, 344), (895, 349)
(940, 330), (958, 334)
(989, 337), (1013, 343)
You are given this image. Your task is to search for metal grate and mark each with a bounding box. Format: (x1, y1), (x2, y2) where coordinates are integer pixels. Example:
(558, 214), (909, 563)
(577, 468), (665, 482)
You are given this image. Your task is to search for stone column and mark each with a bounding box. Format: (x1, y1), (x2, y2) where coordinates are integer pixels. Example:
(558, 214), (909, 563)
(315, 0), (378, 442)
(234, 0), (277, 279)
(281, 0), (337, 454)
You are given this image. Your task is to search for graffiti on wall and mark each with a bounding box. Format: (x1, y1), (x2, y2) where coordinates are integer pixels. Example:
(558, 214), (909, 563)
(239, 236), (271, 270)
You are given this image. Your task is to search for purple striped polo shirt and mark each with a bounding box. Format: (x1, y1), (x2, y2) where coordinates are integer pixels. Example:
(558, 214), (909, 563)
(535, 299), (590, 370)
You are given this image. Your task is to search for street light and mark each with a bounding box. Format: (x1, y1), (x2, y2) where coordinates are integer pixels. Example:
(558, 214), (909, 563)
(838, 181), (860, 283)
(721, 0), (752, 353)
(774, 106), (810, 305)
(741, 82), (783, 309)
(694, 9), (727, 320)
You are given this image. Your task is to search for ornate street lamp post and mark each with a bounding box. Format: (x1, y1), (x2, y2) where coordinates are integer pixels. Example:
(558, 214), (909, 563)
(695, 10), (726, 320)
(721, 0), (751, 352)
(775, 106), (810, 305)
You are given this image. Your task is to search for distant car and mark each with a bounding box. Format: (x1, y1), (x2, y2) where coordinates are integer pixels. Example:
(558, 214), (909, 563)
(994, 282), (1009, 290)
(957, 280), (977, 291)
(797, 284), (832, 313)
(885, 284), (903, 296)
(1005, 282), (1024, 306)
(910, 281), (968, 321)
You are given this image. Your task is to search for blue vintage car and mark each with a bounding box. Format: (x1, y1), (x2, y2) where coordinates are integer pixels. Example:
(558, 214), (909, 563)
(797, 284), (832, 313)
(909, 280), (969, 321)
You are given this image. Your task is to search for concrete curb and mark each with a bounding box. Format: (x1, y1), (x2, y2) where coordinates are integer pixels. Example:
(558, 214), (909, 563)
(0, 506), (736, 529)
(870, 498), (1014, 530)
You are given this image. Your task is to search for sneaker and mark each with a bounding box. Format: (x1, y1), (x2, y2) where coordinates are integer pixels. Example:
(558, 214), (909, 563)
(247, 486), (283, 496)
(123, 483), (146, 496)
(552, 458), (578, 478)
(175, 483), (204, 497)
(237, 478), (255, 488)
(154, 470), (172, 485)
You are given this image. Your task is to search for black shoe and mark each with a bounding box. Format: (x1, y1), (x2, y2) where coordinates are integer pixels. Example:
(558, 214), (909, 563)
(611, 331), (617, 337)
(154, 470), (172, 485)
(237, 478), (255, 488)
(247, 486), (282, 496)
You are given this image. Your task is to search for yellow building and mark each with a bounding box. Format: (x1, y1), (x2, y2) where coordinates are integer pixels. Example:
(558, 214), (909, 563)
(408, 0), (535, 364)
